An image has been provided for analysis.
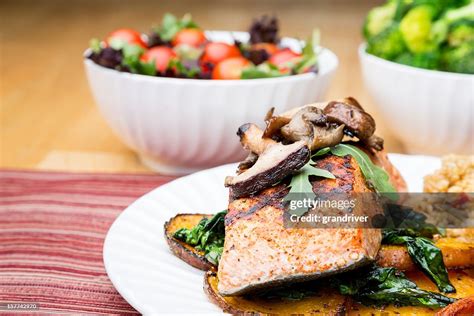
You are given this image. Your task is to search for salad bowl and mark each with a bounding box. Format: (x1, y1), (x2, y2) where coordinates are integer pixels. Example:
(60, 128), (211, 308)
(84, 31), (338, 175)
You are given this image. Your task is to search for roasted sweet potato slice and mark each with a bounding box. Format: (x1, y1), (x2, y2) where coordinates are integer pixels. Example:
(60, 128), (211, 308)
(204, 271), (348, 315)
(436, 295), (474, 316)
(164, 213), (214, 271)
(376, 236), (474, 271)
(348, 269), (474, 315)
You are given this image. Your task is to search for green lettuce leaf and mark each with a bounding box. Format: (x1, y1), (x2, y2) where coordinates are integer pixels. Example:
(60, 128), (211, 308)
(155, 13), (199, 41)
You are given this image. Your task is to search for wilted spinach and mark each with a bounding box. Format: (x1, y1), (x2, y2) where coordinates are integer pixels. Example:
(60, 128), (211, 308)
(382, 202), (444, 238)
(381, 203), (454, 293)
(382, 230), (455, 293)
(173, 210), (226, 265)
(258, 265), (455, 307)
(333, 265), (455, 308)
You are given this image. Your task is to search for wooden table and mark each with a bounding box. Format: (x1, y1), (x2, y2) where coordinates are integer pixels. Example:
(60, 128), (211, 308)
(1, 0), (400, 174)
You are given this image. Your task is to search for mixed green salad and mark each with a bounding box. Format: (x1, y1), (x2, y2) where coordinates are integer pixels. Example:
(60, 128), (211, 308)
(87, 14), (319, 80)
(363, 0), (474, 73)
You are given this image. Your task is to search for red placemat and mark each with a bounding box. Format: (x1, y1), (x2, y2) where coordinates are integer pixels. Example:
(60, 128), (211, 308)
(0, 170), (175, 314)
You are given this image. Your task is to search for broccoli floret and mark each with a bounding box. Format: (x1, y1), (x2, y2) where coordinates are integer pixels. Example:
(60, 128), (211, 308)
(400, 5), (437, 53)
(429, 2), (474, 45)
(367, 24), (406, 59)
(443, 1), (474, 23)
(364, 0), (473, 73)
(394, 0), (469, 20)
(363, 1), (397, 38)
(448, 20), (474, 46)
(430, 19), (450, 45)
(441, 41), (474, 73)
(395, 51), (441, 69)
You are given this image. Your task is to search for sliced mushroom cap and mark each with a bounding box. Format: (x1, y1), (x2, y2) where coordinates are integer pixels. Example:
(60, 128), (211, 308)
(363, 134), (384, 151)
(225, 140), (310, 198)
(237, 123), (276, 155)
(264, 107), (275, 121)
(279, 106), (344, 151)
(237, 152), (259, 173)
(342, 96), (364, 110)
(263, 116), (291, 139)
(280, 102), (328, 119)
(229, 99), (383, 198)
(280, 107), (325, 142)
(310, 124), (345, 150)
(323, 101), (376, 140)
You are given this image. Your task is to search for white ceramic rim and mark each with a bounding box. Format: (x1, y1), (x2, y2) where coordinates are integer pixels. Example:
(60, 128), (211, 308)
(83, 30), (339, 85)
(359, 43), (474, 79)
(102, 154), (442, 314)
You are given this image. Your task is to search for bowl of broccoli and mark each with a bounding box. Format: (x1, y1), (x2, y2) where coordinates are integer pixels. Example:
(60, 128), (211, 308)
(359, 0), (473, 155)
(363, 0), (474, 73)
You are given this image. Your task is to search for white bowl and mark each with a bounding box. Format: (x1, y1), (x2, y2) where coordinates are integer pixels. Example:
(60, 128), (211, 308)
(359, 44), (474, 155)
(84, 31), (338, 174)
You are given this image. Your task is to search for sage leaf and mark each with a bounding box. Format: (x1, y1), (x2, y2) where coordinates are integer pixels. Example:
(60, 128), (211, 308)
(312, 147), (331, 158)
(287, 162), (335, 195)
(284, 161), (335, 216)
(173, 210), (226, 265)
(333, 265), (455, 308)
(383, 230), (455, 293)
(330, 144), (397, 195)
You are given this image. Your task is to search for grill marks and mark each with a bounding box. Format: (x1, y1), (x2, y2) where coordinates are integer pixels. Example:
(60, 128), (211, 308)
(312, 155), (356, 194)
(225, 185), (288, 226)
(218, 155), (382, 295)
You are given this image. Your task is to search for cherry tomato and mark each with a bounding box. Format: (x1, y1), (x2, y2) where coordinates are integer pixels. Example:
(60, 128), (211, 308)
(106, 28), (146, 48)
(251, 43), (278, 55)
(212, 57), (250, 80)
(141, 46), (176, 72)
(172, 28), (207, 47)
(268, 48), (301, 67)
(202, 42), (241, 64)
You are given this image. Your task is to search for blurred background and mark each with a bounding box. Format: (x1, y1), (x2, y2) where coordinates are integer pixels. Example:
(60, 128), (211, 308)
(1, 0), (404, 173)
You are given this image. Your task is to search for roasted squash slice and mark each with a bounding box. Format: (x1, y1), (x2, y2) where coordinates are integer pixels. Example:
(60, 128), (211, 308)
(348, 269), (474, 315)
(164, 213), (214, 271)
(166, 214), (474, 314)
(166, 214), (474, 272)
(205, 269), (474, 315)
(377, 231), (474, 271)
(204, 271), (348, 315)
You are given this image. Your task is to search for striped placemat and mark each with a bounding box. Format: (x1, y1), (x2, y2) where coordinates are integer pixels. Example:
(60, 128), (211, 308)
(0, 170), (175, 314)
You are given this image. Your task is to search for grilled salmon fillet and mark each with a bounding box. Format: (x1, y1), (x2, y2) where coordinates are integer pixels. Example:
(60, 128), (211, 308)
(217, 155), (383, 296)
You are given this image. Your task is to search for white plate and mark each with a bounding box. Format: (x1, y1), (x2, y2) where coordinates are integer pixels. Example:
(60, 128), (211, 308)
(103, 154), (441, 315)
